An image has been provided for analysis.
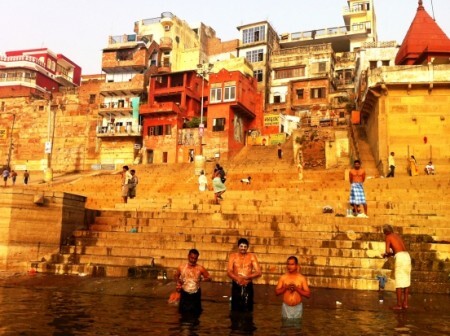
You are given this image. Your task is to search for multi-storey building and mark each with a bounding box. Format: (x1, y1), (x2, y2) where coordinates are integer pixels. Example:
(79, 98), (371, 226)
(207, 68), (262, 157)
(140, 70), (204, 164)
(139, 58), (262, 163)
(94, 31), (159, 165)
(236, 21), (280, 108)
(0, 48), (81, 99)
(262, 0), (377, 133)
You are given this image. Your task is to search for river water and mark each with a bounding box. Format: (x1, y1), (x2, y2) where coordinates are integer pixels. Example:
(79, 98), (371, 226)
(0, 275), (448, 335)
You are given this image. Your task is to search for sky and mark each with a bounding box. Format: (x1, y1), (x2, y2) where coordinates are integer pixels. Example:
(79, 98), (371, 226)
(1, 0), (449, 74)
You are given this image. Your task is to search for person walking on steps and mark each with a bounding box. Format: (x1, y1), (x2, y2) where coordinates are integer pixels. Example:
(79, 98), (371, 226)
(386, 152), (395, 178)
(348, 159), (368, 218)
(23, 170), (30, 185)
(277, 143), (283, 159)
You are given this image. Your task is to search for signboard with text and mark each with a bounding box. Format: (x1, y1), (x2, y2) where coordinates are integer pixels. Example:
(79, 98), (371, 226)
(0, 128), (6, 139)
(263, 114), (280, 127)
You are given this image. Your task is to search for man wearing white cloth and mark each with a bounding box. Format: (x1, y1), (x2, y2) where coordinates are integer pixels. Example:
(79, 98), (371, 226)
(275, 256), (310, 319)
(382, 224), (411, 310)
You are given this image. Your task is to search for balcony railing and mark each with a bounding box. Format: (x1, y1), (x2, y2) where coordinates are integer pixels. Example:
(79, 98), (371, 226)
(283, 24), (369, 44)
(0, 55), (46, 68)
(96, 123), (142, 137)
(100, 74), (145, 94)
(99, 102), (134, 110)
(343, 5), (370, 15)
(140, 101), (182, 115)
(272, 44), (333, 56)
(159, 37), (173, 50)
(0, 76), (36, 83)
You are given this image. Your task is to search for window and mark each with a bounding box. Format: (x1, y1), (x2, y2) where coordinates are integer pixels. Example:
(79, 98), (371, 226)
(224, 86), (236, 101)
(254, 69), (263, 82)
(310, 88), (326, 99)
(117, 49), (133, 61)
(274, 67), (305, 79)
(213, 118), (226, 132)
(89, 94), (96, 104)
(164, 124), (172, 135)
(148, 125), (164, 136)
(210, 87), (222, 103)
(382, 60), (390, 66)
(245, 49), (264, 63)
(273, 95), (281, 103)
(352, 2), (370, 11)
(318, 62), (327, 73)
(296, 89), (304, 99)
(242, 26), (265, 44)
(369, 61), (378, 70)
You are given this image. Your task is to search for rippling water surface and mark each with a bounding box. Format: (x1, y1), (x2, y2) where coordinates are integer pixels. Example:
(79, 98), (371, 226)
(0, 285), (448, 335)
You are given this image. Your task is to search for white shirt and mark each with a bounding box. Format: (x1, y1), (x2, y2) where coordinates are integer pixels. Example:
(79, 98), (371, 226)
(198, 175), (208, 191)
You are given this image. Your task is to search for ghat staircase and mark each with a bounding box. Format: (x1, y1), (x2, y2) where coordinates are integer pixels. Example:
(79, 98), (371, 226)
(36, 143), (450, 293)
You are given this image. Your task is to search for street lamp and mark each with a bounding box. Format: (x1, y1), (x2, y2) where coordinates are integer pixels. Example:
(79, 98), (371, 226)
(196, 61), (213, 156)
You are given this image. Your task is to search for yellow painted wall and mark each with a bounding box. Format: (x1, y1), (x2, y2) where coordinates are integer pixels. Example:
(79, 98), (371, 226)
(368, 87), (450, 175)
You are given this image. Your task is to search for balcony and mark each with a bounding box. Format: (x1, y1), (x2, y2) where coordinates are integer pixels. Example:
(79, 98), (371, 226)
(100, 74), (145, 96)
(96, 122), (142, 137)
(54, 71), (75, 87)
(102, 48), (148, 72)
(159, 37), (173, 50)
(160, 12), (174, 27)
(140, 101), (182, 115)
(280, 25), (371, 51)
(0, 55), (46, 69)
(342, 4), (369, 15)
(157, 63), (171, 74)
(99, 101), (134, 112)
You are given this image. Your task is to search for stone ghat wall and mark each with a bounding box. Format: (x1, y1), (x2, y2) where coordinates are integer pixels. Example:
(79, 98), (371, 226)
(0, 188), (88, 271)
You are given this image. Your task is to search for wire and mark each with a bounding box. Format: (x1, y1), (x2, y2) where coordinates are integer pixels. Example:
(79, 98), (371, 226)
(430, 0), (435, 21)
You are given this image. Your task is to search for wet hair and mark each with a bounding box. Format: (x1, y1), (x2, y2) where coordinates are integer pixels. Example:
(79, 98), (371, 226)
(238, 238), (249, 246)
(353, 159), (361, 164)
(390, 152), (395, 155)
(382, 224), (394, 234)
(130, 169), (135, 174)
(287, 256), (298, 264)
(123, 165), (129, 170)
(189, 248), (199, 256)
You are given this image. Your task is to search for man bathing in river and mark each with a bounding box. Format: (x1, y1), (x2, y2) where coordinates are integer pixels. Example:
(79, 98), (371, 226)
(382, 224), (411, 310)
(275, 256), (311, 319)
(227, 238), (262, 312)
(174, 249), (211, 316)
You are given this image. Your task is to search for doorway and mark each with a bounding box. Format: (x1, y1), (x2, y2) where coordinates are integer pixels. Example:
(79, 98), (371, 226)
(147, 150), (154, 164)
(162, 152), (168, 163)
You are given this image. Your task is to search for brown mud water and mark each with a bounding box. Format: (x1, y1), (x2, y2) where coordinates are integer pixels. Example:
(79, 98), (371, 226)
(0, 273), (449, 335)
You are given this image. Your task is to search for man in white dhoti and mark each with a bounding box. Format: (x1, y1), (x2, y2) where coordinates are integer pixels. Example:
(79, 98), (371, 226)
(382, 224), (411, 310)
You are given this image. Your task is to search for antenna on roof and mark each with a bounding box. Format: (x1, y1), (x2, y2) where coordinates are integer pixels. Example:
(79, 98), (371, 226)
(430, 0), (435, 21)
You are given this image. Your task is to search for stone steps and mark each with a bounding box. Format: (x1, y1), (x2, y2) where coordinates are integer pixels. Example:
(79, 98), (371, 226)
(35, 145), (450, 293)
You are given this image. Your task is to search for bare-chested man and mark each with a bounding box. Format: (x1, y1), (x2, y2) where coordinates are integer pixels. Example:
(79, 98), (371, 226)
(175, 249), (211, 315)
(382, 224), (411, 310)
(275, 256), (310, 319)
(349, 159), (368, 217)
(227, 238), (262, 312)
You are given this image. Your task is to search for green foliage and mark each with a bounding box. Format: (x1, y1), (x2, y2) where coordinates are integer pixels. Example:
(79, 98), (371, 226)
(185, 117), (201, 128)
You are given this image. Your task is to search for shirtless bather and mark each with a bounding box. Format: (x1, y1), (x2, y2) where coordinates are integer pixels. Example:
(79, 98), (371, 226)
(174, 249), (211, 315)
(227, 238), (262, 312)
(382, 224), (411, 310)
(275, 256), (310, 319)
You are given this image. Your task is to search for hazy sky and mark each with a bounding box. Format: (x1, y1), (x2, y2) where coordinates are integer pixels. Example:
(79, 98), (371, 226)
(1, 0), (449, 74)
